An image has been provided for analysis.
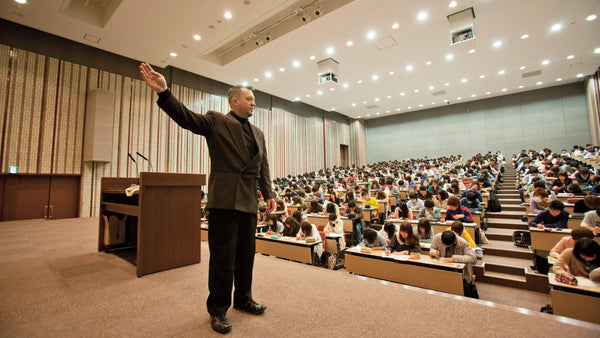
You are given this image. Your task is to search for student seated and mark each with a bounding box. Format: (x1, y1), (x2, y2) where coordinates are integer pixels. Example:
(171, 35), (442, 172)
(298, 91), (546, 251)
(529, 187), (550, 215)
(581, 208), (600, 232)
(460, 183), (483, 202)
(325, 213), (346, 249)
(345, 200), (363, 246)
(281, 216), (300, 237)
(406, 192), (424, 210)
(416, 200), (441, 221)
(553, 238), (600, 278)
(362, 228), (388, 250)
(306, 200), (323, 214)
(360, 189), (379, 209)
(573, 195), (600, 214)
(529, 200), (569, 229)
(549, 227), (595, 258)
(417, 185), (433, 200)
(379, 221), (398, 243)
(291, 195), (307, 210)
(430, 231), (478, 298)
(392, 202), (413, 220)
(572, 167), (591, 186)
(413, 218), (434, 243)
(387, 221), (421, 258)
(445, 196), (474, 223)
(550, 171), (573, 193)
(296, 221), (323, 260)
(446, 221), (476, 248)
(460, 190), (483, 213)
(590, 175), (600, 197)
(267, 213), (284, 234)
(433, 189), (449, 210)
(257, 205), (268, 224)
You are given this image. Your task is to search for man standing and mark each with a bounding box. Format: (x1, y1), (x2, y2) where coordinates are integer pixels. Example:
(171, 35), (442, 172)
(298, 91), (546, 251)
(139, 63), (275, 334)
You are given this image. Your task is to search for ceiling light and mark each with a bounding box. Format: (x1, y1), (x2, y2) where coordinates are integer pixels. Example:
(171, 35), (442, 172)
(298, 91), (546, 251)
(498, 70), (505, 75)
(536, 81), (543, 85)
(551, 23), (562, 31)
(414, 89), (419, 93)
(331, 108), (335, 111)
(486, 92), (491, 94)
(456, 97), (461, 100)
(471, 94), (476, 97)
(417, 11), (428, 21)
(366, 114), (371, 117)
(374, 98), (380, 101)
(449, 1), (457, 8)
(479, 75), (485, 79)
(521, 34), (529, 39)
(14, 0), (26, 3)
(407, 106), (412, 109)
(389, 71), (395, 75)
(330, 88), (335, 91)
(426, 61), (432, 65)
(431, 102), (435, 105)
(594, 47), (600, 54)
(406, 65), (413, 71)
(357, 80), (363, 84)
(346, 41), (353, 46)
(392, 23), (399, 29)
(400, 92), (405, 96)
(586, 14), (597, 21)
(343, 83), (349, 88)
(294, 97), (300, 101)
(518, 85), (524, 88)
(193, 35), (201, 40)
(387, 95), (392, 99)
(576, 73), (584, 78)
(293, 60), (301, 67)
(444, 82), (450, 86)
(386, 110), (390, 113)
(493, 40), (502, 48)
(372, 74), (379, 80)
(468, 49), (475, 53)
(352, 103), (356, 106)
(541, 59), (550, 65)
(461, 78), (467, 83)
(317, 90), (323, 95)
(326, 47), (334, 55)
(376, 112), (381, 115)
(363, 101), (367, 104)
(254, 78), (259, 82)
(367, 31), (376, 40)
(306, 94), (310, 97)
(309, 55), (316, 60)
(242, 81), (248, 86)
(357, 116), (361, 118)
(265, 71), (272, 78)
(445, 54), (454, 61)
(519, 66), (526, 70)
(396, 108), (401, 111)
(429, 85), (434, 90)
(224, 11), (232, 19)
(170, 52), (177, 57)
(419, 104), (423, 107)
(566, 55), (575, 59)
(502, 88), (508, 91)
(279, 67), (285, 72)
(556, 78), (563, 82)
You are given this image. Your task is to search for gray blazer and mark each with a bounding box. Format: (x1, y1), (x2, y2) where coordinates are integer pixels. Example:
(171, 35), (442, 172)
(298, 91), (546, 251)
(429, 234), (477, 283)
(158, 90), (273, 214)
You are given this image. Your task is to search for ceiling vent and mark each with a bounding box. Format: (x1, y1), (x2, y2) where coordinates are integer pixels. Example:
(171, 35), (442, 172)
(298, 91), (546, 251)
(373, 36), (397, 50)
(522, 70), (542, 78)
(431, 90), (447, 96)
(60, 0), (123, 28)
(365, 105), (378, 109)
(448, 7), (475, 45)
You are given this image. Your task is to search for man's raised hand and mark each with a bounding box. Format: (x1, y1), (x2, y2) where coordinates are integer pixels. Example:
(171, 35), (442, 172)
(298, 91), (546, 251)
(139, 63), (168, 93)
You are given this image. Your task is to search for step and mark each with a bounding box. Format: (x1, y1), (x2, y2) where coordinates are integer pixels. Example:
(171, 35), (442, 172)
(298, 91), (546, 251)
(496, 193), (520, 198)
(485, 211), (526, 220)
(481, 239), (533, 259)
(477, 254), (532, 270)
(486, 218), (529, 230)
(479, 271), (527, 288)
(497, 198), (522, 204)
(484, 228), (515, 241)
(499, 204), (525, 212)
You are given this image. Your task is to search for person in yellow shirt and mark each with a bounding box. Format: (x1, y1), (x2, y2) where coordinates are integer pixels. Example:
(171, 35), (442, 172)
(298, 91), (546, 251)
(361, 189), (379, 224)
(447, 221), (476, 248)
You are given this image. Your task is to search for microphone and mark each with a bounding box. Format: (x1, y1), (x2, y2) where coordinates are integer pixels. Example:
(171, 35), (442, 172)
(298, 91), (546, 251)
(136, 151), (154, 171)
(128, 153), (139, 177)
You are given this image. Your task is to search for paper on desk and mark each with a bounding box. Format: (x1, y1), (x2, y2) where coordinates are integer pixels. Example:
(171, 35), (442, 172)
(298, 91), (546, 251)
(576, 277), (600, 287)
(391, 254), (411, 261)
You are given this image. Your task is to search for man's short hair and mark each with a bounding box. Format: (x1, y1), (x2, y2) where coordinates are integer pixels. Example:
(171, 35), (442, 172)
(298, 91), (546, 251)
(228, 85), (253, 105)
(441, 230), (456, 245)
(549, 200), (564, 211)
(424, 200), (434, 209)
(447, 195), (460, 207)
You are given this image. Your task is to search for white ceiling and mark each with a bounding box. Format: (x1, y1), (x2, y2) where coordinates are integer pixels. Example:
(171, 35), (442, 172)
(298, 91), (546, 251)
(2, 0), (600, 119)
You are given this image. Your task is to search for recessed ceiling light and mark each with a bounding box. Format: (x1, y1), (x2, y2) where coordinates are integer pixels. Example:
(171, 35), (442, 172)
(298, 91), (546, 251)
(519, 66), (526, 70)
(419, 104), (423, 107)
(366, 114), (371, 117)
(461, 78), (467, 83)
(374, 98), (380, 102)
(486, 91), (491, 94)
(242, 81), (248, 86)
(541, 59), (550, 65)
(407, 106), (412, 109)
(536, 81), (543, 85)
(293, 60), (301, 67)
(445, 54), (454, 61)
(372, 74), (379, 80)
(326, 47), (334, 55)
(456, 97), (461, 100)
(343, 83), (349, 88)
(479, 75), (485, 79)
(444, 82), (450, 86)
(449, 1), (457, 8)
(576, 73), (584, 78)
(414, 89), (419, 93)
(493, 40), (502, 48)
(417, 11), (428, 21)
(389, 71), (395, 75)
(502, 88), (508, 91)
(170, 52), (177, 57)
(521, 34), (529, 39)
(193, 34), (202, 40)
(406, 65), (413, 71)
(294, 97), (300, 101)
(498, 70), (505, 75)
(594, 47), (600, 54)
(317, 90), (323, 95)
(367, 31), (376, 40)
(254, 78), (260, 82)
(14, 0), (26, 3)
(357, 80), (363, 84)
(471, 94), (476, 97)
(387, 95), (392, 99)
(346, 41), (353, 46)
(429, 85), (434, 90)
(551, 23), (562, 31)
(586, 14), (597, 21)
(431, 102), (435, 105)
(392, 23), (399, 29)
(396, 108), (401, 111)
(306, 94), (310, 97)
(363, 101), (367, 104)
(279, 67), (285, 72)
(386, 110), (390, 113)
(330, 88), (335, 91)
(468, 49), (475, 54)
(309, 55), (316, 60)
(265, 71), (272, 78)
(518, 85), (524, 88)
(400, 92), (405, 96)
(357, 116), (362, 118)
(352, 103), (356, 106)
(566, 55), (575, 59)
(331, 108), (336, 111)
(224, 11), (232, 19)
(556, 78), (563, 82)
(376, 112), (381, 115)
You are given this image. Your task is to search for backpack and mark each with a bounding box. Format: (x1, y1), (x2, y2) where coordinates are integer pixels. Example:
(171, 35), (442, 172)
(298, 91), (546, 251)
(512, 230), (531, 248)
(488, 192), (502, 212)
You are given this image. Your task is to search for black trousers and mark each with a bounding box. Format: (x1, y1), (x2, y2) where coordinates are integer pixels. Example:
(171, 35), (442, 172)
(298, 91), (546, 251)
(206, 209), (257, 316)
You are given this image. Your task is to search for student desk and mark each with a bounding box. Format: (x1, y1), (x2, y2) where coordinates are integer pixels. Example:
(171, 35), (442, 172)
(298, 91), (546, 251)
(529, 227), (600, 251)
(526, 214), (584, 229)
(201, 222), (268, 242)
(440, 210), (483, 227)
(306, 214), (353, 233)
(255, 234), (321, 265)
(389, 219), (477, 240)
(344, 246), (465, 295)
(548, 273), (600, 324)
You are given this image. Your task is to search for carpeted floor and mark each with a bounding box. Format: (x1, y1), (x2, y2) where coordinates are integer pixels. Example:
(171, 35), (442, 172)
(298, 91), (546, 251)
(1, 217), (599, 337)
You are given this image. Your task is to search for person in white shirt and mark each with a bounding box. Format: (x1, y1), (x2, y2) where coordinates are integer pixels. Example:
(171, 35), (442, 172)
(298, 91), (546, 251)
(325, 213), (346, 249)
(296, 221), (323, 259)
(581, 208), (600, 232)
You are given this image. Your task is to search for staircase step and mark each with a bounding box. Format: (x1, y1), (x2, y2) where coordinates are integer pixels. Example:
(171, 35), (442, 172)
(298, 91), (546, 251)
(497, 198), (522, 204)
(486, 218), (529, 230)
(499, 204), (526, 212)
(496, 193), (520, 198)
(481, 239), (533, 259)
(485, 211), (526, 219)
(477, 254), (532, 270)
(479, 271), (527, 288)
(485, 228), (515, 241)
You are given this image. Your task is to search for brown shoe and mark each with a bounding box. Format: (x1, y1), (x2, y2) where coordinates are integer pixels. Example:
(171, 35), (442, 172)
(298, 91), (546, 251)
(210, 315), (232, 334)
(234, 300), (266, 315)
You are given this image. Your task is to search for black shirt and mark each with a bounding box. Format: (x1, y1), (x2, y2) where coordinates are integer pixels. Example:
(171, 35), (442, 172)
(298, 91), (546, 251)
(230, 111), (258, 159)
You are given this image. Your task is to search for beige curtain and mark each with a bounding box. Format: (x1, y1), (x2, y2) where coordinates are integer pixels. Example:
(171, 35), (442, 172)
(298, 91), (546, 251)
(585, 70), (600, 145)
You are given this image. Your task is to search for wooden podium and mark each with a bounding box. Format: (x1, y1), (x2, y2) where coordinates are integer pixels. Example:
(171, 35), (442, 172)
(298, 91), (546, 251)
(98, 172), (206, 277)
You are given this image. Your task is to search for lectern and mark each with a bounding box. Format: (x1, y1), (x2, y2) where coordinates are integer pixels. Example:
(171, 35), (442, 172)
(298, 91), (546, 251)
(98, 172), (206, 277)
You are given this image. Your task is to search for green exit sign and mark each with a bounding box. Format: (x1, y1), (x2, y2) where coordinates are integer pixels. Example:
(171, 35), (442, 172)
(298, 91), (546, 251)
(8, 166), (18, 174)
